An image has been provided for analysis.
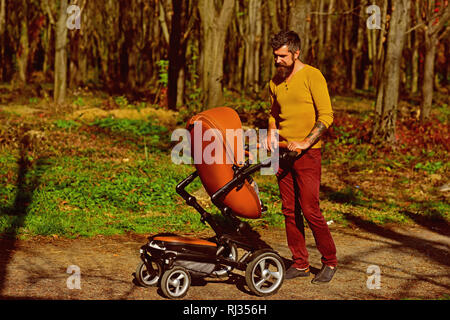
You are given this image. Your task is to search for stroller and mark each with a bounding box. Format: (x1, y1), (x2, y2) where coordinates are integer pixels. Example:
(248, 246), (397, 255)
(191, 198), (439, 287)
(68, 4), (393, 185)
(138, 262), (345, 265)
(135, 107), (298, 299)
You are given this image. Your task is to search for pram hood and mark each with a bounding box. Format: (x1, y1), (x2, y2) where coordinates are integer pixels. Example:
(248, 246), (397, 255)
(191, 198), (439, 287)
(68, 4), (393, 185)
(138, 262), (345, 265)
(187, 107), (262, 219)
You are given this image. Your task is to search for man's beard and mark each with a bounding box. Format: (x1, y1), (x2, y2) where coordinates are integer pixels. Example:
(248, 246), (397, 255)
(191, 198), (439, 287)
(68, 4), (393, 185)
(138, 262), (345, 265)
(275, 61), (295, 80)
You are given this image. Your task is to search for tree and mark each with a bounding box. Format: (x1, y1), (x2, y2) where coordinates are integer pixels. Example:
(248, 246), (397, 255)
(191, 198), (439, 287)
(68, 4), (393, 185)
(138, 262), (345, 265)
(236, 0), (263, 96)
(0, 0), (6, 81)
(54, 0), (68, 104)
(16, 0), (29, 85)
(414, 0), (450, 121)
(198, 0), (235, 109)
(289, 0), (311, 62)
(351, 0), (367, 91)
(372, 0), (411, 144)
(168, 0), (195, 110)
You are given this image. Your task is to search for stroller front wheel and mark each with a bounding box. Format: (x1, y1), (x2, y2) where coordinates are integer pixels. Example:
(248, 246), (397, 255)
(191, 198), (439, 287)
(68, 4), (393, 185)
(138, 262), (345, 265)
(161, 266), (191, 299)
(135, 260), (162, 287)
(245, 250), (285, 296)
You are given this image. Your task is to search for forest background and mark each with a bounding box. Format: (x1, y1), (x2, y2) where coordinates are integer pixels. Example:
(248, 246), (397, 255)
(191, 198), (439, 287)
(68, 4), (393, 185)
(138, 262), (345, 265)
(0, 0), (448, 239)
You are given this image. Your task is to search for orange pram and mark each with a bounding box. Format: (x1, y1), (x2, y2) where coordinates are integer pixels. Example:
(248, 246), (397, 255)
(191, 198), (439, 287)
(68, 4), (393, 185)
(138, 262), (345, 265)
(135, 107), (297, 299)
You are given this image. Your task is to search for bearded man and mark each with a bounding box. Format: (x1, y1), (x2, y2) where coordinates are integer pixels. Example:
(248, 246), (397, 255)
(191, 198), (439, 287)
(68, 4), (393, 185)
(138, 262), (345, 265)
(264, 30), (337, 284)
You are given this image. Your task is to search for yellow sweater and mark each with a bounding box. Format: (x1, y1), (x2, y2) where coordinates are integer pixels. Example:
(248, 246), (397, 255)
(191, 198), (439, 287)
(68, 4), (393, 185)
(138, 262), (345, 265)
(269, 64), (333, 149)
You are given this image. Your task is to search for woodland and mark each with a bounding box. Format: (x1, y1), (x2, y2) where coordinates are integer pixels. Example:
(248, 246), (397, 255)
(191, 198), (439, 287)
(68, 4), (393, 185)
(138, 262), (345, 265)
(0, 0), (448, 239)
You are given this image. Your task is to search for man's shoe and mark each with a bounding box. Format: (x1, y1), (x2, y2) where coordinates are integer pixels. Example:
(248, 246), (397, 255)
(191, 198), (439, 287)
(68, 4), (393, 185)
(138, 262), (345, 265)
(285, 266), (310, 279)
(311, 265), (336, 284)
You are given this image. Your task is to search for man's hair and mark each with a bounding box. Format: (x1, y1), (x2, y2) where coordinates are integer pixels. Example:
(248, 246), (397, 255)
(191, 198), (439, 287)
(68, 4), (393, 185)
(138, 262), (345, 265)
(270, 30), (301, 55)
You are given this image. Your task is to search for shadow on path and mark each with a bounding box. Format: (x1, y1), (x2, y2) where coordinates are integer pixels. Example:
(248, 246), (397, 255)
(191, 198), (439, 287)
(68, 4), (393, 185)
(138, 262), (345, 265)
(341, 212), (450, 268)
(0, 142), (48, 298)
(321, 184), (450, 238)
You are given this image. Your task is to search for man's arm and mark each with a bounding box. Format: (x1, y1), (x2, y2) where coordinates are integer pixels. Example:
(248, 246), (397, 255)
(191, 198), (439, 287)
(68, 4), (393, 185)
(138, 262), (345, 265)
(262, 119), (278, 151)
(288, 68), (333, 152)
(287, 121), (328, 151)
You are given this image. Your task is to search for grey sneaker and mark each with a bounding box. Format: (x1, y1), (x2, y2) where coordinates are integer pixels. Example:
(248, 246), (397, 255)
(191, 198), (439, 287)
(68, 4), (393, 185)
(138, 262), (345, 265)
(285, 266), (310, 279)
(311, 265), (337, 284)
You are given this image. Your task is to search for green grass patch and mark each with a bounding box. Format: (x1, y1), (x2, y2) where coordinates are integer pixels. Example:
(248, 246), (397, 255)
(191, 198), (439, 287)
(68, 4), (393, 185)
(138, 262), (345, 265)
(0, 152), (209, 237)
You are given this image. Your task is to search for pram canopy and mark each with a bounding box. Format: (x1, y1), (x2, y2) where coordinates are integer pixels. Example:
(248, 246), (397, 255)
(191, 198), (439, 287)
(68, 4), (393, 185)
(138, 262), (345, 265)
(187, 107), (262, 219)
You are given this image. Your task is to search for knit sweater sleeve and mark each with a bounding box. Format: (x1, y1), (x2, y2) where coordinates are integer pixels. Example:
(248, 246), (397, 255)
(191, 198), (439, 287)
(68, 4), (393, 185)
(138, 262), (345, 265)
(308, 69), (334, 128)
(268, 81), (276, 126)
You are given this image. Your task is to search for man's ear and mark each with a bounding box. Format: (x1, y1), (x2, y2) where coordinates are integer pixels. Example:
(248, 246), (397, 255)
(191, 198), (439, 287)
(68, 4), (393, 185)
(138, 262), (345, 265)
(294, 50), (300, 60)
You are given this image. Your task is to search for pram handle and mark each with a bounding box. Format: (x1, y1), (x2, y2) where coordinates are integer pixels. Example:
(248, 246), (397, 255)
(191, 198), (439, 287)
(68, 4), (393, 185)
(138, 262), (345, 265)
(210, 150), (298, 207)
(278, 141), (302, 154)
(254, 141), (302, 154)
(210, 161), (270, 207)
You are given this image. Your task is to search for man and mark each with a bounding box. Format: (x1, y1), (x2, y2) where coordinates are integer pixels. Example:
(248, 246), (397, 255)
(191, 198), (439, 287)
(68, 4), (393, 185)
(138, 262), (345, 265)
(265, 30), (337, 284)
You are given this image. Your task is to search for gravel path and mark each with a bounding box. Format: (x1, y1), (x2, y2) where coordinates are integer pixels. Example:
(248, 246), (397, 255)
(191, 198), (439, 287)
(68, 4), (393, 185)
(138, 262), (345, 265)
(0, 224), (449, 300)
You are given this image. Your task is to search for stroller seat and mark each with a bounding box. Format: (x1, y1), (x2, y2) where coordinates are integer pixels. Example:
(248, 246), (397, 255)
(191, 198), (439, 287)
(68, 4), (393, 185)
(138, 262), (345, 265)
(152, 235), (217, 247)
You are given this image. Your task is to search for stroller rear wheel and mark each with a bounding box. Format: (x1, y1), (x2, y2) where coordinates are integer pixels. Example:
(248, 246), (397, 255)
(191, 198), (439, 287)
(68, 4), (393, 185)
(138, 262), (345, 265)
(161, 266), (191, 299)
(135, 260), (162, 287)
(245, 250), (285, 296)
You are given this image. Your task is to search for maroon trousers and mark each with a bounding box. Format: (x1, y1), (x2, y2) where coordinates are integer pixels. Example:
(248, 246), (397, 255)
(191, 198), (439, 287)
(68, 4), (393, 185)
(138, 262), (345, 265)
(277, 149), (337, 269)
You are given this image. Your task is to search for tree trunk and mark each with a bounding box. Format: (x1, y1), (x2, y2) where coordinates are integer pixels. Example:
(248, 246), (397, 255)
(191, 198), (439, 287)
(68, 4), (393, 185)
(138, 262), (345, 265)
(168, 0), (184, 110)
(238, 0), (262, 96)
(410, 0), (422, 95)
(158, 0), (170, 45)
(419, 1), (450, 122)
(288, 0), (311, 62)
(421, 34), (437, 121)
(0, 0), (5, 81)
(372, 0), (411, 144)
(363, 65), (371, 90)
(368, 0), (387, 90)
(351, 0), (366, 91)
(198, 0), (235, 109)
(54, 0), (68, 105)
(176, 68), (185, 107)
(411, 30), (420, 94)
(325, 0), (334, 45)
(248, 0), (262, 95)
(317, 0), (325, 68)
(16, 0), (29, 85)
(267, 0), (280, 33)
(261, 6), (272, 88)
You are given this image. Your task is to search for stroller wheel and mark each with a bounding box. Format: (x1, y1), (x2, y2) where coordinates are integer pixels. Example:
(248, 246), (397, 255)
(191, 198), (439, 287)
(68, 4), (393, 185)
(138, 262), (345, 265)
(161, 266), (191, 299)
(135, 260), (161, 287)
(245, 250), (285, 296)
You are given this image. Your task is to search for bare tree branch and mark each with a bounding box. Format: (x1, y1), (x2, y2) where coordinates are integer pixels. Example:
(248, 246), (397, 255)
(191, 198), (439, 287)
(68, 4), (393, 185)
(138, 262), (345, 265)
(44, 0), (55, 25)
(405, 3), (450, 35)
(429, 4), (450, 36)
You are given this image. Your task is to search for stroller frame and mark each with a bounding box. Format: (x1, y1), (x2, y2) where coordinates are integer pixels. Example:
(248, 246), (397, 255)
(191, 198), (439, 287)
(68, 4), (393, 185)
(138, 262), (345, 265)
(136, 152), (296, 299)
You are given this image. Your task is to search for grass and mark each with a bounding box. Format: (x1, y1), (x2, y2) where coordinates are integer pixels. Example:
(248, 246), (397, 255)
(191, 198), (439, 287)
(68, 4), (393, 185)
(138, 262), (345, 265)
(0, 150), (284, 238)
(0, 152), (209, 237)
(0, 92), (449, 238)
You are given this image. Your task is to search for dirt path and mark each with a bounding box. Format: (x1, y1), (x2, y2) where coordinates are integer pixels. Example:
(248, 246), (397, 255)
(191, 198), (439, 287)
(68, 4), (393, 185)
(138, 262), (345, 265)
(0, 223), (449, 300)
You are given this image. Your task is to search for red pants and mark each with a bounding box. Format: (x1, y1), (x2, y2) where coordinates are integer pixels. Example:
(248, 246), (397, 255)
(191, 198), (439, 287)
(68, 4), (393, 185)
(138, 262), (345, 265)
(277, 149), (337, 269)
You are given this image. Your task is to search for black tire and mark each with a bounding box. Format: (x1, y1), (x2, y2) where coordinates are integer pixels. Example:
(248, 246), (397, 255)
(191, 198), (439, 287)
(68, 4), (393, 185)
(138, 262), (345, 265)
(245, 250), (285, 296)
(135, 260), (161, 287)
(160, 266), (191, 299)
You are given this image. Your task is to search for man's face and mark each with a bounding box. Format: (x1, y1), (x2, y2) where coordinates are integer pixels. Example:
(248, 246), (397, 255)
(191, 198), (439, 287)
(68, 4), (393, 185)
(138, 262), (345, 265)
(273, 45), (298, 79)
